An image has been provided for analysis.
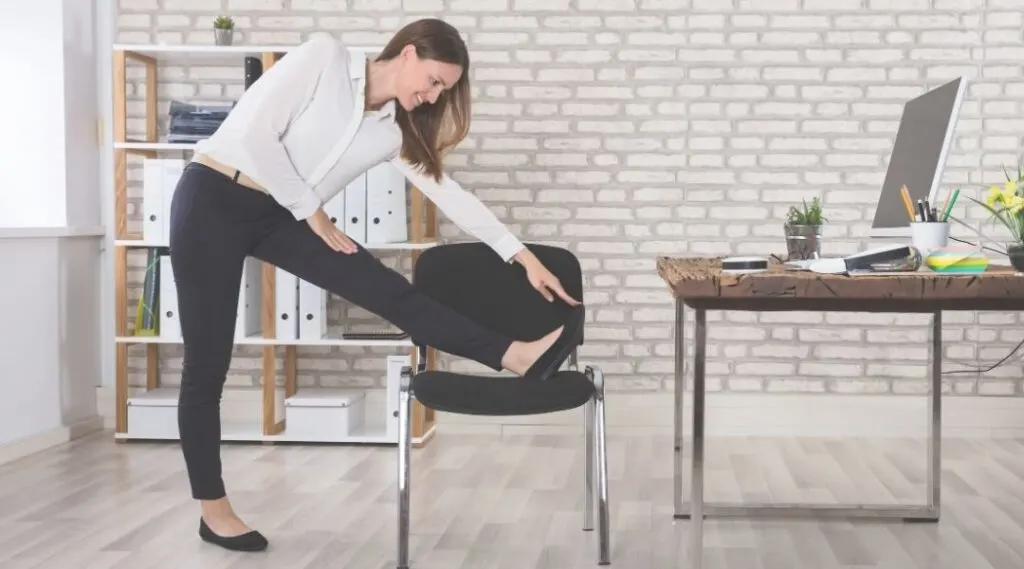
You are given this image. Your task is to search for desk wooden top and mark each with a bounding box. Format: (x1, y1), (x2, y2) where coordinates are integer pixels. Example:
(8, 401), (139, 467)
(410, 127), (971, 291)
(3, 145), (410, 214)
(656, 256), (1024, 312)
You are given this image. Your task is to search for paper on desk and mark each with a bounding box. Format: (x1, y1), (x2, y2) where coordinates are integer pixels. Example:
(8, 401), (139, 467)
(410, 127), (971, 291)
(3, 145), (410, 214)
(807, 258), (847, 274)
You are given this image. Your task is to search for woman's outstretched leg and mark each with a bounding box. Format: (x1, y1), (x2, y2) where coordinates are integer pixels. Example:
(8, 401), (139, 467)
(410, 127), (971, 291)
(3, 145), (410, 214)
(251, 218), (563, 371)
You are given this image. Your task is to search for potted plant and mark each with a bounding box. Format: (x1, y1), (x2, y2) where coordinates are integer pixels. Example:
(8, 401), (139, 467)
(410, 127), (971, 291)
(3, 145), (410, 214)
(213, 15), (234, 46)
(969, 160), (1024, 271)
(784, 197), (826, 260)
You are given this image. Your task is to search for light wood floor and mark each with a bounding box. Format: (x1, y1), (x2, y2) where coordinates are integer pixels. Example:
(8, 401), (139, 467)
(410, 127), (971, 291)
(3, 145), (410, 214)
(1, 431), (1023, 569)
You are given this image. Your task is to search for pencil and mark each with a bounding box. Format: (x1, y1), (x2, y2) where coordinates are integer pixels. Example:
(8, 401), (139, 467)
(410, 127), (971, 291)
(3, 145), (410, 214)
(900, 185), (916, 222)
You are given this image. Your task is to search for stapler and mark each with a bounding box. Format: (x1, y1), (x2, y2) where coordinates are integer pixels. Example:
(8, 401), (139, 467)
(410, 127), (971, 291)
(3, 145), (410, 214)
(808, 245), (922, 274)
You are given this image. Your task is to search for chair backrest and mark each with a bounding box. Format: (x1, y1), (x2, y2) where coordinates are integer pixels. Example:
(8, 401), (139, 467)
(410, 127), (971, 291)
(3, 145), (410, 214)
(413, 242), (584, 343)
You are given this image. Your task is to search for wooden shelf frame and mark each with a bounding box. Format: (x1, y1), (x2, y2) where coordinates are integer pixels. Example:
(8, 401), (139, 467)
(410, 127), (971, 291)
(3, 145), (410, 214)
(111, 46), (439, 446)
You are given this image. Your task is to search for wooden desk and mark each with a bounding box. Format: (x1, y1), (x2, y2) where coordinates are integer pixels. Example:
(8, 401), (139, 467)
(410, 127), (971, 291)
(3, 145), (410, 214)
(656, 256), (1024, 567)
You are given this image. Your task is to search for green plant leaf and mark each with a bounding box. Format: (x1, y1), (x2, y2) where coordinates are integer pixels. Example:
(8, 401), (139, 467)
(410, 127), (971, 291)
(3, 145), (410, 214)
(969, 196), (1024, 244)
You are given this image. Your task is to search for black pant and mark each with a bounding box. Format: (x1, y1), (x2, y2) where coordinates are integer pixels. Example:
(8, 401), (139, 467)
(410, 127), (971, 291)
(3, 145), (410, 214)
(169, 162), (514, 500)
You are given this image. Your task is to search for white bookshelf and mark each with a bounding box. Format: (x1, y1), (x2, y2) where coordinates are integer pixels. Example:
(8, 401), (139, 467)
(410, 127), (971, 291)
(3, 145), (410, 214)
(116, 333), (415, 347)
(118, 385), (416, 445)
(112, 42), (379, 55)
(114, 141), (196, 151)
(110, 41), (441, 448)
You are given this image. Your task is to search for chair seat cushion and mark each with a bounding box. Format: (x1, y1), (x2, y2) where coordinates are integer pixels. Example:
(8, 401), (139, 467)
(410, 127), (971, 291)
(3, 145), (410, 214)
(411, 370), (596, 416)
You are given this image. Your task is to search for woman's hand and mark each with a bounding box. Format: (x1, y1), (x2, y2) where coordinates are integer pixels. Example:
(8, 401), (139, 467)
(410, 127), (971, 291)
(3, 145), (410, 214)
(306, 208), (358, 254)
(514, 249), (581, 305)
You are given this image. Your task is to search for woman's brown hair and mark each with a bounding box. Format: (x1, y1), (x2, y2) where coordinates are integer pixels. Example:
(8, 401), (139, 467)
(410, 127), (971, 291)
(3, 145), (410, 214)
(375, 18), (471, 182)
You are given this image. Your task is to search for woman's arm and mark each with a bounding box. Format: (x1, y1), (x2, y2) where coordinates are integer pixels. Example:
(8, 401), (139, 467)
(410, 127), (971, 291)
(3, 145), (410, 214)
(391, 157), (579, 304)
(388, 157), (526, 262)
(230, 33), (341, 221)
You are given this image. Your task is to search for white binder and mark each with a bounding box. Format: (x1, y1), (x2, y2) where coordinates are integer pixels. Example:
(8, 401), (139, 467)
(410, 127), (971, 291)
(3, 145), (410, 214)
(386, 354), (411, 439)
(274, 267), (299, 341)
(142, 160), (165, 245)
(343, 174), (368, 245)
(323, 191), (345, 229)
(235, 256), (262, 341)
(365, 162), (408, 244)
(142, 158), (184, 246)
(298, 279), (327, 341)
(158, 256), (180, 341)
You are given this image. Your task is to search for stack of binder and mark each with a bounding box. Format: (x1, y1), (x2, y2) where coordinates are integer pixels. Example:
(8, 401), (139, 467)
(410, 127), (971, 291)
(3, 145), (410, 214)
(166, 100), (233, 143)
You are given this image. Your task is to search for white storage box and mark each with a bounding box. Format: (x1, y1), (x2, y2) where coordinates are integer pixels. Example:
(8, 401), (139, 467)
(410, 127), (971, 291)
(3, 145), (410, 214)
(126, 388), (180, 439)
(285, 389), (366, 440)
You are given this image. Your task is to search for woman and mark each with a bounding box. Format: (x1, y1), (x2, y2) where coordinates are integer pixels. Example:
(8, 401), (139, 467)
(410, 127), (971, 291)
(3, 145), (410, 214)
(169, 18), (584, 552)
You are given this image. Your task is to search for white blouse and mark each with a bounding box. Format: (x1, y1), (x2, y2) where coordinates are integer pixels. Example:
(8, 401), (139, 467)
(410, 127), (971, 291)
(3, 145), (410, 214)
(193, 32), (525, 262)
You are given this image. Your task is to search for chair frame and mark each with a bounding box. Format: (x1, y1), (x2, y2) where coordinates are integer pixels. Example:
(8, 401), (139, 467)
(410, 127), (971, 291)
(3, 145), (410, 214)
(395, 348), (611, 568)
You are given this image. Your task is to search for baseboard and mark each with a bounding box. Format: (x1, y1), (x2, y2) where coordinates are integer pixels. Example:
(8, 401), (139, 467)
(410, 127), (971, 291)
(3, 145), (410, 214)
(0, 415), (105, 466)
(0, 426), (70, 466)
(68, 415), (106, 439)
(95, 386), (1024, 440)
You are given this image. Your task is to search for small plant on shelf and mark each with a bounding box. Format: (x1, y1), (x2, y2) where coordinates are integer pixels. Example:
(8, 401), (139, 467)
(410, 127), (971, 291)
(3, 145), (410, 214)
(783, 197), (827, 260)
(213, 15), (234, 46)
(969, 159), (1024, 270)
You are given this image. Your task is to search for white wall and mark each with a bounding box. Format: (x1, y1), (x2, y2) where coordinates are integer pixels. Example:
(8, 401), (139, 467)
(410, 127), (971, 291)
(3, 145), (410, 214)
(0, 0), (106, 463)
(0, 240), (62, 446)
(62, 0), (101, 229)
(0, 234), (104, 463)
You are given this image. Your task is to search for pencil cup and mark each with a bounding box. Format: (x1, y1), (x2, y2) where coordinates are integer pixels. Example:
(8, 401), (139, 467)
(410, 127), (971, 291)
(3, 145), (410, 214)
(910, 221), (950, 256)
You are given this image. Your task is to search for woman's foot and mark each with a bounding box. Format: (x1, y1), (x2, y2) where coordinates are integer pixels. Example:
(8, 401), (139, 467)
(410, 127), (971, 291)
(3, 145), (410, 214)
(501, 305), (585, 379)
(502, 326), (563, 375)
(199, 497), (268, 552)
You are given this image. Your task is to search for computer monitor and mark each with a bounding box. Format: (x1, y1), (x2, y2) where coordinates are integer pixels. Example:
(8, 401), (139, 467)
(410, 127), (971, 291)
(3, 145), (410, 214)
(869, 76), (968, 237)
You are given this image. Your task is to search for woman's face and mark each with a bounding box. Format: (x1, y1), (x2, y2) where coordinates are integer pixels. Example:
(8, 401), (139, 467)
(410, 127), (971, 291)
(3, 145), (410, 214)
(395, 44), (463, 111)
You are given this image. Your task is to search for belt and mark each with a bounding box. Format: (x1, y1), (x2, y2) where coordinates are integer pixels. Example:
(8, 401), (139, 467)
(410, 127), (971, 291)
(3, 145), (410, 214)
(191, 154), (267, 194)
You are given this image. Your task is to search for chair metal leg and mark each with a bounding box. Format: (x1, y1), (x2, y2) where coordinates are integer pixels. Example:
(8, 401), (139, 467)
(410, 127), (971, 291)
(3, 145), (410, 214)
(396, 367), (412, 569)
(588, 365), (611, 566)
(583, 397), (595, 532)
(572, 349), (595, 533)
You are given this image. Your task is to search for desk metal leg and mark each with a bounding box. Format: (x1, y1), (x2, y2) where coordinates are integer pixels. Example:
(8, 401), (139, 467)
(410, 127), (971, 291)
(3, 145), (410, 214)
(677, 309), (942, 539)
(690, 308), (706, 569)
(673, 298), (686, 518)
(928, 310), (942, 517)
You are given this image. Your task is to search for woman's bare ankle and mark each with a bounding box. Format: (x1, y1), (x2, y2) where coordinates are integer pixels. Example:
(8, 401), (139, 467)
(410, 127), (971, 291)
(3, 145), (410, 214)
(201, 497), (252, 536)
(501, 327), (563, 376)
(501, 342), (528, 375)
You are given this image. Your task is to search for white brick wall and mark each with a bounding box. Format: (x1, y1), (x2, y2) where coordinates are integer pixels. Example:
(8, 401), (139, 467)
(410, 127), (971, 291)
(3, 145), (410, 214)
(117, 1), (1024, 398)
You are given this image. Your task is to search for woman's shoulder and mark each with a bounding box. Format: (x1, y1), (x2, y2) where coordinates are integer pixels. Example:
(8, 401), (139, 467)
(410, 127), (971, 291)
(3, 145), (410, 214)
(302, 32), (348, 57)
(301, 32), (366, 73)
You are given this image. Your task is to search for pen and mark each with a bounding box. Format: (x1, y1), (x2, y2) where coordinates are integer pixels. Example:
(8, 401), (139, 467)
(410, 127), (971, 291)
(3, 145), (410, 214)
(917, 199), (928, 222)
(942, 188), (960, 221)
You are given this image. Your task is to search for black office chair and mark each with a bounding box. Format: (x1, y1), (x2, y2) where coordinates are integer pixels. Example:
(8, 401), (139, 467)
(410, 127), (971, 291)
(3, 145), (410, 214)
(395, 242), (611, 568)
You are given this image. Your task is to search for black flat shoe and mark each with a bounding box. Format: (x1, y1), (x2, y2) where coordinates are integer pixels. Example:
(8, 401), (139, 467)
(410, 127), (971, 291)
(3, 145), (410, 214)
(524, 304), (585, 381)
(199, 517), (269, 552)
